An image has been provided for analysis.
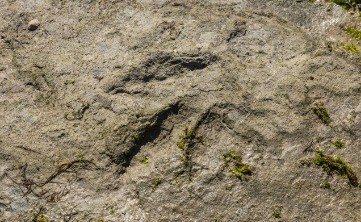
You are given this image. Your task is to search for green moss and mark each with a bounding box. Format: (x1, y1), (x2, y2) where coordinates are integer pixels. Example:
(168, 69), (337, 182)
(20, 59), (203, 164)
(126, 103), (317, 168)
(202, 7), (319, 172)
(224, 151), (242, 165)
(345, 27), (361, 40)
(273, 210), (282, 219)
(176, 127), (204, 179)
(152, 178), (162, 187)
(140, 156), (148, 164)
(312, 103), (332, 125)
(342, 43), (360, 54)
(76, 153), (84, 161)
(224, 151), (252, 179)
(321, 180), (331, 189)
(230, 165), (252, 178)
(109, 208), (115, 215)
(177, 128), (196, 150)
(184, 128), (196, 140)
(177, 138), (186, 150)
(314, 150), (358, 186)
(327, 0), (359, 10)
(186, 131), (195, 139)
(332, 139), (345, 149)
(35, 214), (49, 222)
(131, 134), (141, 143)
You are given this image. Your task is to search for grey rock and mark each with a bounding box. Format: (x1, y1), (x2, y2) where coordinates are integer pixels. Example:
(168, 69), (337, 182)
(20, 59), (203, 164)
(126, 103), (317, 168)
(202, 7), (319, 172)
(0, 0), (360, 221)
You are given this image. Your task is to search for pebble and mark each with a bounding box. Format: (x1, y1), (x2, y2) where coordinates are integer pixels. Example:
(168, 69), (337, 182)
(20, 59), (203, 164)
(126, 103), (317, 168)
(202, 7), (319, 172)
(28, 19), (40, 31)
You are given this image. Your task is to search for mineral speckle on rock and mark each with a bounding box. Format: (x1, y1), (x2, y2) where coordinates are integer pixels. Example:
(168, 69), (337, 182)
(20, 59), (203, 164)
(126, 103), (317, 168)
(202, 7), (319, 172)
(27, 19), (40, 31)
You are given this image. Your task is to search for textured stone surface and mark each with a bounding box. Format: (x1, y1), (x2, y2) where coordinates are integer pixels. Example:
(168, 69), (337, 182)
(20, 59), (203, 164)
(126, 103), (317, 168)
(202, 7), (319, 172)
(0, 0), (360, 221)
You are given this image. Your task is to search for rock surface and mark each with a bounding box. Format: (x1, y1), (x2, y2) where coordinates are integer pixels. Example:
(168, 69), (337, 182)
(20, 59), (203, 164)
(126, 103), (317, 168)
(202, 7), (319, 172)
(0, 0), (360, 221)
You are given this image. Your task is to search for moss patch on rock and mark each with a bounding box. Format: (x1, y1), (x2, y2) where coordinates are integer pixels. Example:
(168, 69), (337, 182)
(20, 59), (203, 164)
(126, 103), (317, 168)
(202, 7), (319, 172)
(342, 43), (360, 54)
(312, 103), (332, 125)
(314, 150), (358, 187)
(345, 27), (361, 40)
(332, 139), (345, 149)
(224, 151), (252, 179)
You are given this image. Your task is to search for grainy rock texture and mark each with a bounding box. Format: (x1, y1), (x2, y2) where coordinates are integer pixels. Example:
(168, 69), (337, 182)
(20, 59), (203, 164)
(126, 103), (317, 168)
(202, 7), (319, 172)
(0, 0), (360, 221)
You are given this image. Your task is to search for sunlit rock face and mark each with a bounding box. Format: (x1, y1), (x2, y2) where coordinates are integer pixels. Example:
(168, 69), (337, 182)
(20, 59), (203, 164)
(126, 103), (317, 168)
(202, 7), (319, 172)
(0, 0), (360, 221)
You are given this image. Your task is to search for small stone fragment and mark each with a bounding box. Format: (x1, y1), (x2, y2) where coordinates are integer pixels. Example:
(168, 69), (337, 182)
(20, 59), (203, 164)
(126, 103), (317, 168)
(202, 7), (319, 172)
(28, 19), (40, 31)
